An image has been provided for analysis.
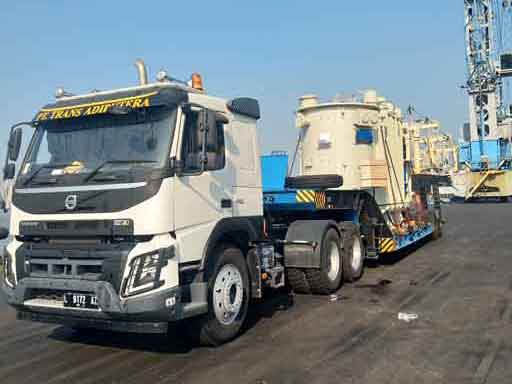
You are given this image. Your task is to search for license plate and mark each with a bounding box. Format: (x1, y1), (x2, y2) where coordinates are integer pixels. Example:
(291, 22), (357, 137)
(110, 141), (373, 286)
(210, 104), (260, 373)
(63, 293), (99, 309)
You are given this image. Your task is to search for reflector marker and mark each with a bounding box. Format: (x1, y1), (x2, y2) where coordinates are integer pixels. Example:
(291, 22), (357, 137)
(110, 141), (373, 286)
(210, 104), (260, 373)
(379, 238), (395, 253)
(296, 190), (316, 203)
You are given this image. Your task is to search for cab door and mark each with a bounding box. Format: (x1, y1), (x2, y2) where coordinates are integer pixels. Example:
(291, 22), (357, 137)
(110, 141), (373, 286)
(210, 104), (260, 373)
(172, 105), (234, 264)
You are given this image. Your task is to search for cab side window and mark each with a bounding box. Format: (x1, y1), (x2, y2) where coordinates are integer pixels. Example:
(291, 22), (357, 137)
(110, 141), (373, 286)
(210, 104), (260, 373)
(181, 109), (226, 172)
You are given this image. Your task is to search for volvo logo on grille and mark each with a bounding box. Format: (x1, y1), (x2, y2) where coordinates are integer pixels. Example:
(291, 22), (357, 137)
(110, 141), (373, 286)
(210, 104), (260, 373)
(64, 195), (78, 210)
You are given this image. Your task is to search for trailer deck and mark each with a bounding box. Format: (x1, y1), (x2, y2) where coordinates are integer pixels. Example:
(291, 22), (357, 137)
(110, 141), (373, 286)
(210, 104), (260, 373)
(261, 153), (437, 256)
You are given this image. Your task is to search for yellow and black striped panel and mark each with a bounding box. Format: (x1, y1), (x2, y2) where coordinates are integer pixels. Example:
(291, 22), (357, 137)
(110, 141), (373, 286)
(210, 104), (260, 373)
(379, 238), (396, 253)
(314, 191), (327, 209)
(296, 190), (316, 204)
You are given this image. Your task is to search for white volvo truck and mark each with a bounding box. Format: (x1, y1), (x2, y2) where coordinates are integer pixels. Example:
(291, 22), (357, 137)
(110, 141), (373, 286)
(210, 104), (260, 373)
(1, 61), (443, 345)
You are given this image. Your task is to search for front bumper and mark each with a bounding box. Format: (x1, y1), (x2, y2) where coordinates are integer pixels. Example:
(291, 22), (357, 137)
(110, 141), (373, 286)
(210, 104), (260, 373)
(3, 277), (207, 334)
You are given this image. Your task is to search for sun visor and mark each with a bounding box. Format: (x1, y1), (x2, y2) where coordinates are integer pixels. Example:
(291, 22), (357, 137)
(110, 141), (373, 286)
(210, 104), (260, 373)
(33, 86), (188, 122)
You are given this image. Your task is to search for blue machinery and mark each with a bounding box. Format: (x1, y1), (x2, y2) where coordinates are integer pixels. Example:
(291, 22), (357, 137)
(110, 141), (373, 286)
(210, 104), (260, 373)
(460, 1), (512, 199)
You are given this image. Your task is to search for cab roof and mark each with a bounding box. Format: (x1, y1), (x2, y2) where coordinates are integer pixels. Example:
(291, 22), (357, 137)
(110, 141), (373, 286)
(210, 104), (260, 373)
(33, 82), (260, 122)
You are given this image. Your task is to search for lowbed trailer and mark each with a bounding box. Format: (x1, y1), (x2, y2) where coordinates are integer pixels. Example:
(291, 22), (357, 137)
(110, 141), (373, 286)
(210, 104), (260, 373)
(1, 61), (443, 346)
(261, 153), (442, 263)
(264, 185), (436, 256)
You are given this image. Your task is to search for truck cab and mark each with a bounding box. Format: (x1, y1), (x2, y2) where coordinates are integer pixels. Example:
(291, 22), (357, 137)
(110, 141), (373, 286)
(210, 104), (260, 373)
(2, 61), (263, 344)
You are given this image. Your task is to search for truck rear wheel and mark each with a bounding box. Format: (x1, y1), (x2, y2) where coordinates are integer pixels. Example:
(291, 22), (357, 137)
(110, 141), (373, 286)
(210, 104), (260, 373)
(287, 268), (311, 294)
(192, 244), (250, 346)
(339, 223), (365, 282)
(305, 228), (343, 294)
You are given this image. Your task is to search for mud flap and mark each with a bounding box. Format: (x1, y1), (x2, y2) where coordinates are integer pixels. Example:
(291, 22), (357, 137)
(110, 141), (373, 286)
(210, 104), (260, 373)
(284, 220), (338, 269)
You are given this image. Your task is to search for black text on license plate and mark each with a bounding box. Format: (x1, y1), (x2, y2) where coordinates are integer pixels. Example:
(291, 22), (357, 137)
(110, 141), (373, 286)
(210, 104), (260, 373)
(63, 293), (98, 309)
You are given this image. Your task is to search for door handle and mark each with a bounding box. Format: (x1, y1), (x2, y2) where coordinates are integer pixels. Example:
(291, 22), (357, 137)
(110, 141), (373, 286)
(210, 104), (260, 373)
(221, 199), (232, 208)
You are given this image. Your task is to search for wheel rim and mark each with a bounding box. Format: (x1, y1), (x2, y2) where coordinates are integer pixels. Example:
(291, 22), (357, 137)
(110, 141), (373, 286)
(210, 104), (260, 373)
(213, 264), (244, 325)
(327, 241), (341, 281)
(351, 235), (363, 271)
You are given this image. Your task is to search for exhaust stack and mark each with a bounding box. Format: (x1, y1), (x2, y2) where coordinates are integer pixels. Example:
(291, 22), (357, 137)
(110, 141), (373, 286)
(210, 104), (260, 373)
(134, 59), (148, 86)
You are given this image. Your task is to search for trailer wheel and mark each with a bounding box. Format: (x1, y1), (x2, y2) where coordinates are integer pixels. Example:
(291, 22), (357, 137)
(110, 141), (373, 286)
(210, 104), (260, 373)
(339, 223), (365, 282)
(287, 268), (311, 294)
(305, 228), (343, 294)
(191, 244), (250, 346)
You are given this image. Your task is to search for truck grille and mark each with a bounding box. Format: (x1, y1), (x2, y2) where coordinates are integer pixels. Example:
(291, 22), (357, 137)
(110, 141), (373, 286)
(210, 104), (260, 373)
(16, 240), (136, 292)
(19, 219), (133, 237)
(28, 258), (103, 280)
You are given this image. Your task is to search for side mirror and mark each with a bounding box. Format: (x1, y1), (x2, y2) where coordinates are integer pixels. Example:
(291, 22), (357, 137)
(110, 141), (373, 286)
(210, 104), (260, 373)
(0, 227), (8, 240)
(197, 110), (220, 153)
(196, 109), (217, 165)
(3, 163), (15, 180)
(184, 106), (225, 174)
(8, 127), (22, 162)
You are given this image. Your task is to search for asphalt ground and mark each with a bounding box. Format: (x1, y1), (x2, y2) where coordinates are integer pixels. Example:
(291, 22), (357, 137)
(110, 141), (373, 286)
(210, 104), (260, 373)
(0, 204), (511, 384)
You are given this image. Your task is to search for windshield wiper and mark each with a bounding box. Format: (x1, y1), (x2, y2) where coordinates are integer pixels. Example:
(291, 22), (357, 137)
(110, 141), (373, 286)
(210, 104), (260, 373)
(84, 160), (157, 182)
(22, 162), (75, 186)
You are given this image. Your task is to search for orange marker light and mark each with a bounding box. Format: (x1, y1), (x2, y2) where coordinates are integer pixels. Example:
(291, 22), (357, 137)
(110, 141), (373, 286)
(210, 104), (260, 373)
(191, 73), (203, 91)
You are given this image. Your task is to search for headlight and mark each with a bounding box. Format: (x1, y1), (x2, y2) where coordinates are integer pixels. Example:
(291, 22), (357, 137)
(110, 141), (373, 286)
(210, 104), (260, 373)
(3, 251), (16, 289)
(123, 248), (173, 297)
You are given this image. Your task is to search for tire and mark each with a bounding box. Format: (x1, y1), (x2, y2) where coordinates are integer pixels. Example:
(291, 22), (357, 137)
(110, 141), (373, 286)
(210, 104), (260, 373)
(287, 267), (311, 294)
(304, 228), (343, 294)
(284, 175), (343, 190)
(191, 244), (250, 346)
(339, 223), (365, 282)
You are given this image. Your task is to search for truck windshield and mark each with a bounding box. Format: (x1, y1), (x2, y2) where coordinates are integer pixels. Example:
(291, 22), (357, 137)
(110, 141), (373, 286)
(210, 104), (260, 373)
(20, 106), (177, 185)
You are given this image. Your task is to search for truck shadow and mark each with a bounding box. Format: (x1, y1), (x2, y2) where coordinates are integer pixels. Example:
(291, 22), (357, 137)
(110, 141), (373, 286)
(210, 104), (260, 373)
(46, 288), (295, 354)
(47, 323), (198, 354)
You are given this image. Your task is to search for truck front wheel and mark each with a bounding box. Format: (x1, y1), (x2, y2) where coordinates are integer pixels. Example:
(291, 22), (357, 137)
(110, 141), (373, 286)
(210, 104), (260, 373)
(193, 244), (250, 346)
